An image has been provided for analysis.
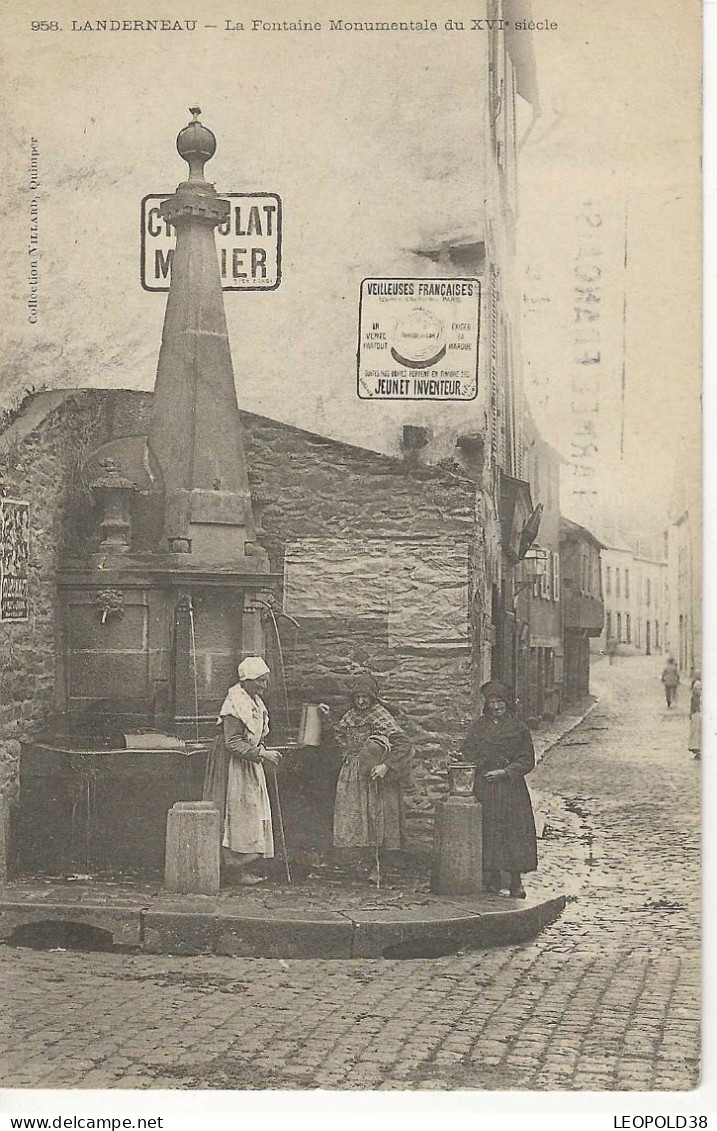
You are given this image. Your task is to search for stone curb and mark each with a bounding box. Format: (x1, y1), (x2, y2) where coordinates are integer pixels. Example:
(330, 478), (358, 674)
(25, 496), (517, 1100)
(533, 697), (599, 764)
(0, 900), (142, 947)
(0, 891), (566, 959)
(346, 896), (566, 958)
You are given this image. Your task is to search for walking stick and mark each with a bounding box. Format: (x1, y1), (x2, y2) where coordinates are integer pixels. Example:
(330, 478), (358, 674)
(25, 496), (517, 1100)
(369, 777), (381, 890)
(270, 766), (292, 885)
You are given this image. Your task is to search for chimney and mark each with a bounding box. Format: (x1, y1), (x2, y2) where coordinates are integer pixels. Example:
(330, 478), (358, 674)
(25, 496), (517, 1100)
(402, 424), (430, 467)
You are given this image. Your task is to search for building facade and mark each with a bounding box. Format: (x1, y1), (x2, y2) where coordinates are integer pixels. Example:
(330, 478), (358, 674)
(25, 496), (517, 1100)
(600, 544), (668, 656)
(515, 411), (563, 720)
(668, 517), (701, 674)
(560, 518), (605, 703)
(667, 446), (701, 675)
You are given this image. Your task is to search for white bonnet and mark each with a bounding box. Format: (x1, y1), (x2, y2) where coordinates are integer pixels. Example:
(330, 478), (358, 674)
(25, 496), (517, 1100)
(237, 656), (270, 681)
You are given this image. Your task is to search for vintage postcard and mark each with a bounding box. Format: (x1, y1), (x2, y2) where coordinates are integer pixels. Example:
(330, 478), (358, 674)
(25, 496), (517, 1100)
(0, 0), (702, 1109)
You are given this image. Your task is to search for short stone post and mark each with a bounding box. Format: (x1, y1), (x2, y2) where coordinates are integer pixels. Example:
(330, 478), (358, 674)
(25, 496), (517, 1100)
(431, 765), (483, 896)
(165, 801), (220, 895)
(0, 794), (9, 888)
(0, 737), (21, 889)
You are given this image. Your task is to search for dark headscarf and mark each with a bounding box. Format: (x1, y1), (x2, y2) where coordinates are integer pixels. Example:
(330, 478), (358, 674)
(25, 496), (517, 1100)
(351, 673), (381, 703)
(480, 680), (515, 712)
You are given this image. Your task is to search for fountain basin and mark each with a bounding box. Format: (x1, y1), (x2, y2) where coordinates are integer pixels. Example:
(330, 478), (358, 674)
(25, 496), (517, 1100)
(14, 739), (340, 880)
(15, 741), (207, 876)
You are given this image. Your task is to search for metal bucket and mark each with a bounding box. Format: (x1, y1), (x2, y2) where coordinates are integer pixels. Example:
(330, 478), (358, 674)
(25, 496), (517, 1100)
(297, 703), (323, 747)
(447, 763), (476, 797)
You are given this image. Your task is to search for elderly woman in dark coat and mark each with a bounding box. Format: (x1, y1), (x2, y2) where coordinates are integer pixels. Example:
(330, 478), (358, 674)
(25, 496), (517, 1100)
(320, 673), (412, 880)
(458, 680), (538, 898)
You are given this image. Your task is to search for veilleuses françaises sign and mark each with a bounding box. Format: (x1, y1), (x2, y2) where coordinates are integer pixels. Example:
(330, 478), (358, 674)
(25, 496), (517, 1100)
(141, 193), (282, 292)
(357, 277), (480, 400)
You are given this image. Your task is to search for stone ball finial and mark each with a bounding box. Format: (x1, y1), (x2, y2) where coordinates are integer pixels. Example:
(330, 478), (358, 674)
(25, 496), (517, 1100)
(176, 107), (217, 182)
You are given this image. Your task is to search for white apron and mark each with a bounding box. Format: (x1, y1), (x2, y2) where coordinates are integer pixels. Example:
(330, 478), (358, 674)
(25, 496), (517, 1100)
(219, 684), (274, 858)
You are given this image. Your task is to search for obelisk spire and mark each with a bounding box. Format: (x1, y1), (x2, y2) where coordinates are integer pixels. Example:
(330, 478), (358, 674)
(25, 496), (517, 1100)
(148, 109), (257, 560)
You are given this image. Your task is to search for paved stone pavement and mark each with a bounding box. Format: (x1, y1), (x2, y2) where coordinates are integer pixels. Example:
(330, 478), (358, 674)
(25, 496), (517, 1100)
(0, 656), (700, 1091)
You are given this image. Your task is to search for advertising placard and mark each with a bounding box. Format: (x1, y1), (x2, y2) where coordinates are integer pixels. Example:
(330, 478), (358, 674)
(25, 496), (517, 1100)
(357, 277), (480, 400)
(0, 498), (30, 623)
(141, 192), (282, 292)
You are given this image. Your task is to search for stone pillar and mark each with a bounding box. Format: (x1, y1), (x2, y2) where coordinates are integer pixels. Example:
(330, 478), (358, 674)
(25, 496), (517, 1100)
(147, 109), (258, 560)
(0, 738), (20, 888)
(0, 795), (9, 888)
(430, 796), (483, 896)
(165, 801), (220, 895)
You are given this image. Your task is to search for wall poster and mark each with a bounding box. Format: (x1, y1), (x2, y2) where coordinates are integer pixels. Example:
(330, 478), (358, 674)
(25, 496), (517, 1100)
(0, 498), (30, 623)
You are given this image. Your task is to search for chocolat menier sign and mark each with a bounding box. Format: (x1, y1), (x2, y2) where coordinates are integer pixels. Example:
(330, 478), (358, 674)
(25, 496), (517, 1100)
(141, 193), (282, 292)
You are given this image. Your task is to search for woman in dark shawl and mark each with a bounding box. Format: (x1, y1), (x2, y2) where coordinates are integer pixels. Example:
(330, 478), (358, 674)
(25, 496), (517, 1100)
(458, 680), (538, 898)
(320, 673), (412, 880)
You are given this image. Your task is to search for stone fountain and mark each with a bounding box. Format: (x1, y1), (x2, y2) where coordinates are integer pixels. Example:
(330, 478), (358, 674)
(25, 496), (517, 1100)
(16, 110), (278, 876)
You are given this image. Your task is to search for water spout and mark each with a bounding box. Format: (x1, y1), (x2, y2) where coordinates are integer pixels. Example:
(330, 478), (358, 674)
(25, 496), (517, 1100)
(260, 601), (293, 736)
(186, 595), (201, 743)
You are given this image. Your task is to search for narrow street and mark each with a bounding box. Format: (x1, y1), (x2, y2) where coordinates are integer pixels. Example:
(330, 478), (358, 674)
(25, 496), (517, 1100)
(1, 656), (700, 1092)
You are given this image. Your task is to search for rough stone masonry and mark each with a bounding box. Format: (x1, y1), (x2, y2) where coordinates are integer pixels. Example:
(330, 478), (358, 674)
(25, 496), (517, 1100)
(0, 388), (501, 847)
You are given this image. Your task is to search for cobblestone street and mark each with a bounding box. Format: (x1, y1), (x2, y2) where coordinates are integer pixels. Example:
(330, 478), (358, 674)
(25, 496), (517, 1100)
(1, 656), (701, 1092)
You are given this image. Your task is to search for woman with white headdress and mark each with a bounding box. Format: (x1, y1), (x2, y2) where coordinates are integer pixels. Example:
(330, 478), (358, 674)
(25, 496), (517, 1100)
(203, 656), (281, 885)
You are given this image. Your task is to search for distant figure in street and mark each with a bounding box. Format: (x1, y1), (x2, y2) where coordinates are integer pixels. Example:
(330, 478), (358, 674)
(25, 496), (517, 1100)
(321, 673), (412, 882)
(203, 656), (282, 885)
(689, 677), (701, 760)
(458, 680), (538, 899)
(661, 656), (680, 709)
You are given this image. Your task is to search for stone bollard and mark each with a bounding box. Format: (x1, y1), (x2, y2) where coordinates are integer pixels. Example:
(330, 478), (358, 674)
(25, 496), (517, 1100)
(0, 739), (20, 890)
(0, 793), (9, 888)
(430, 795), (483, 896)
(165, 801), (220, 895)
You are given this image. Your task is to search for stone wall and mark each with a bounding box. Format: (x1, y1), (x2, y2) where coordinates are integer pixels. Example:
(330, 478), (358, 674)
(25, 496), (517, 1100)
(0, 391), (152, 737)
(241, 414), (495, 844)
(0, 390), (496, 846)
(0, 393), (97, 736)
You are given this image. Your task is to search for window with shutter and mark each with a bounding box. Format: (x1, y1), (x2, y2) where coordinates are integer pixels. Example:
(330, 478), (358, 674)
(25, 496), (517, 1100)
(490, 265), (501, 465)
(501, 318), (511, 474)
(503, 318), (521, 479)
(552, 551), (561, 602)
(489, 17), (506, 162)
(540, 551), (551, 599)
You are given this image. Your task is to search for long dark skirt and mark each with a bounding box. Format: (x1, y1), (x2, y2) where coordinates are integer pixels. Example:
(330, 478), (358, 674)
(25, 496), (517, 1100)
(479, 776), (538, 873)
